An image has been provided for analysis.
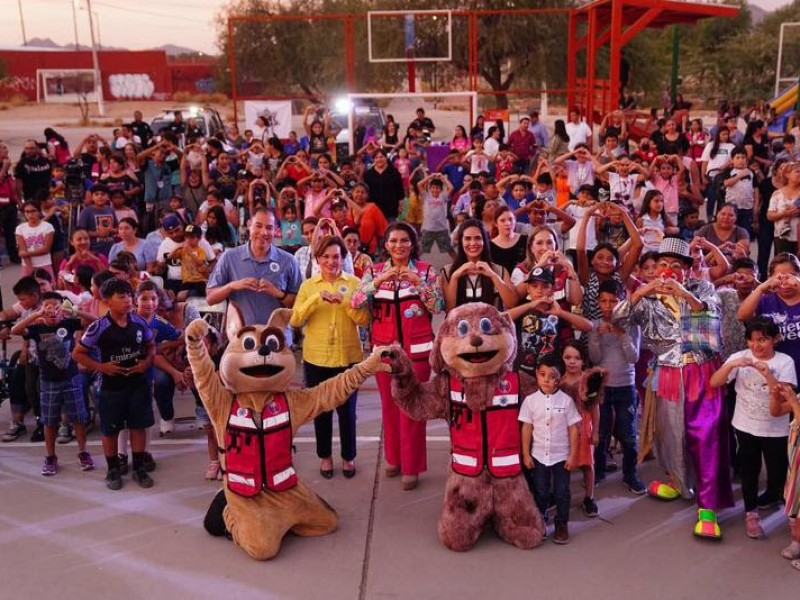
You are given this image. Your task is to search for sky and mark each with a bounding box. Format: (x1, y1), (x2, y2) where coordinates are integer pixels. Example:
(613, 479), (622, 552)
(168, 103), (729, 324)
(1, 0), (796, 57)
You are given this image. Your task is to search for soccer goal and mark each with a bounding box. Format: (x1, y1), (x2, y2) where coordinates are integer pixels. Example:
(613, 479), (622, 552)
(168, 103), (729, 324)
(337, 92), (478, 160)
(36, 69), (97, 104)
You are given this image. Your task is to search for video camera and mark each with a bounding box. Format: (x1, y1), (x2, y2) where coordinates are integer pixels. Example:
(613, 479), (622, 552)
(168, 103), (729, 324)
(65, 158), (85, 187)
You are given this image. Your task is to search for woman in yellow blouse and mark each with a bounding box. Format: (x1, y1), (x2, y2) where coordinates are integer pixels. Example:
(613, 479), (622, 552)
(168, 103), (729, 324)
(290, 235), (371, 479)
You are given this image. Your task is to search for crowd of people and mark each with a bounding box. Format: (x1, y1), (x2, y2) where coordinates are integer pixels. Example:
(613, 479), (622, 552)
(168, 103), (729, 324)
(1, 99), (800, 561)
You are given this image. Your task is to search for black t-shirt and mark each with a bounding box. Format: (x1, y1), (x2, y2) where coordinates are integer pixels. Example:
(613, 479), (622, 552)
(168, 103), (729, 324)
(102, 174), (134, 197)
(28, 318), (82, 381)
(309, 133), (327, 155)
(210, 165), (239, 201)
(128, 121), (153, 147)
(656, 134), (689, 156)
(413, 117), (435, 131)
(80, 152), (99, 180)
(14, 154), (52, 202)
(168, 121), (186, 136)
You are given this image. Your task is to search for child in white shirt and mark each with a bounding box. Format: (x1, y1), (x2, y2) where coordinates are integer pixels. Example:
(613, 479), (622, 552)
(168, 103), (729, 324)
(519, 356), (582, 544)
(710, 317), (797, 538)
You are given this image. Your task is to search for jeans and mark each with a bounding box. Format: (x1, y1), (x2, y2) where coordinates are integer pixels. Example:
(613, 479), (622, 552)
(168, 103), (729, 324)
(757, 214), (774, 279)
(153, 367), (175, 421)
(735, 428), (788, 512)
(10, 361), (40, 418)
(594, 385), (640, 483)
(705, 176), (720, 221)
(0, 204), (19, 262)
(736, 210), (753, 237)
(304, 361), (358, 461)
(527, 459), (571, 525)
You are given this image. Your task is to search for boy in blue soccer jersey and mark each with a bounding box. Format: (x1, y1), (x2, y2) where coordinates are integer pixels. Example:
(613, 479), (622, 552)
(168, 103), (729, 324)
(73, 278), (155, 491)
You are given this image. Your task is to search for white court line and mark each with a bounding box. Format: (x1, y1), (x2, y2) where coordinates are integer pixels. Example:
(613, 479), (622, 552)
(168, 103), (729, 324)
(4, 435), (453, 448)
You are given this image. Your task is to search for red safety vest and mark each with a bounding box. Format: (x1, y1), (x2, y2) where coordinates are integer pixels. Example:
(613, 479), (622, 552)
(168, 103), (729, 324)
(224, 395), (298, 497)
(449, 373), (522, 478)
(370, 261), (434, 361)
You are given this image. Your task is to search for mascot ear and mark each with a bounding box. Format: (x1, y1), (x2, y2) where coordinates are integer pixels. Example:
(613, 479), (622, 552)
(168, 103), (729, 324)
(225, 303), (245, 342)
(266, 308), (293, 339)
(499, 310), (515, 335)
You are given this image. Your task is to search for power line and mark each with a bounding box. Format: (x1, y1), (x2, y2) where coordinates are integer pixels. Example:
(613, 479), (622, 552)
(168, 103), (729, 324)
(91, 0), (211, 23)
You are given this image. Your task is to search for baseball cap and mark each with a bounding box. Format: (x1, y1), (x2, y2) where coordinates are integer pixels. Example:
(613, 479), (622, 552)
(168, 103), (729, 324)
(184, 224), (201, 237)
(526, 267), (555, 286)
(162, 214), (182, 231)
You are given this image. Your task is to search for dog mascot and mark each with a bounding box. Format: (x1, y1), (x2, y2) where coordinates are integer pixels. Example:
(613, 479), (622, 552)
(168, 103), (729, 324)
(387, 302), (545, 551)
(185, 304), (390, 560)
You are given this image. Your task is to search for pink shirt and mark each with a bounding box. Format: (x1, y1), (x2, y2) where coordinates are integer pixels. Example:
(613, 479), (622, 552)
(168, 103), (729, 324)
(653, 174), (680, 215)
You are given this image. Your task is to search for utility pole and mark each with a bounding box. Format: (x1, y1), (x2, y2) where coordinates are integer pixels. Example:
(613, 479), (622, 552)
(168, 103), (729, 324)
(17, 0), (28, 45)
(71, 0), (80, 49)
(86, 0), (105, 116)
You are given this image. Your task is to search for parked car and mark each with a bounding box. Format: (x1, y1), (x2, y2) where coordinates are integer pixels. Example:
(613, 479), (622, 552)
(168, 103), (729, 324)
(150, 106), (225, 142)
(329, 101), (386, 162)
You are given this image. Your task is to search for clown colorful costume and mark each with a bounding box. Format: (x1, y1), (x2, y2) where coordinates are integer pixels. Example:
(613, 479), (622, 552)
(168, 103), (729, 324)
(613, 278), (734, 535)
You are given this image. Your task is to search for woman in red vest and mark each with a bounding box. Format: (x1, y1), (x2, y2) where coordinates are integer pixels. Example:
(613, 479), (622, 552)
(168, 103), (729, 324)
(352, 222), (443, 490)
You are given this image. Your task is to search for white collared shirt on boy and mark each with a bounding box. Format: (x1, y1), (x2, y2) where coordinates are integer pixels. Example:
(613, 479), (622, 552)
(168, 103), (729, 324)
(519, 389), (582, 466)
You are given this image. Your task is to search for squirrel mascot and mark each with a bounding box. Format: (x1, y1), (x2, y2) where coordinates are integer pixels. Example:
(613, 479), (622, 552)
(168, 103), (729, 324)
(386, 303), (545, 551)
(185, 303), (390, 560)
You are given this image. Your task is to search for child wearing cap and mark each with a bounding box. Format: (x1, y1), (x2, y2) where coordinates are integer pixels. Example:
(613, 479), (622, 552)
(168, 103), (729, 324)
(169, 224), (215, 301)
(506, 266), (592, 380)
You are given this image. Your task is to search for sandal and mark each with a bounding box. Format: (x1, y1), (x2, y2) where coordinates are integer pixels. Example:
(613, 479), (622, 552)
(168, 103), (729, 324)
(781, 542), (800, 560)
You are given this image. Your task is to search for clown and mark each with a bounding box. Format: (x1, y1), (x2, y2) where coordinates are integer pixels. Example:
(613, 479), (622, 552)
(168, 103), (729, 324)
(613, 236), (733, 539)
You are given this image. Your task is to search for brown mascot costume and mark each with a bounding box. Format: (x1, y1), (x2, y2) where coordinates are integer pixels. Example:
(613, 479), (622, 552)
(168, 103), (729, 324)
(387, 302), (545, 551)
(185, 303), (390, 560)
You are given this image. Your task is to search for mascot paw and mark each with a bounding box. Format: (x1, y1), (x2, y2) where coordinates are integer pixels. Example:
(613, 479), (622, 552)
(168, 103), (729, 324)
(369, 345), (397, 374)
(186, 318), (210, 343)
(385, 346), (413, 377)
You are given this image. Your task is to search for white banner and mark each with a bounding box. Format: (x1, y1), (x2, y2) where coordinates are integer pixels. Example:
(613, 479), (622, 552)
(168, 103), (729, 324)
(244, 101), (293, 141)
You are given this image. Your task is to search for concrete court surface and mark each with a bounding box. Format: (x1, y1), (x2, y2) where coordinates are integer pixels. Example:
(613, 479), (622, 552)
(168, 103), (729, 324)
(1, 381), (799, 600)
(0, 238), (794, 598)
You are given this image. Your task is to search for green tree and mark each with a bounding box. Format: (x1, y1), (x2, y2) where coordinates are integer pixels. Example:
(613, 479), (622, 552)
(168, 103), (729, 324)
(215, 0), (575, 107)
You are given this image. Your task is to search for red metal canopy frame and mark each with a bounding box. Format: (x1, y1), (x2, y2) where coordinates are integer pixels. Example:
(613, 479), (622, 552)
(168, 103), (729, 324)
(567, 0), (740, 125)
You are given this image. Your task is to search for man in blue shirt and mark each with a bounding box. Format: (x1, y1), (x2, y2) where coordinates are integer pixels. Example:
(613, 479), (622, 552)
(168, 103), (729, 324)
(207, 208), (301, 326)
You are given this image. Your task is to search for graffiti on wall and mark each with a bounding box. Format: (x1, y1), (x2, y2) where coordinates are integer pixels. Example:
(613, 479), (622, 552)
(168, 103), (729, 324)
(108, 73), (155, 99)
(0, 75), (35, 96)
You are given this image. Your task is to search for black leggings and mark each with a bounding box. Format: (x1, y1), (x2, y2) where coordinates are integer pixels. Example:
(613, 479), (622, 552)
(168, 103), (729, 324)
(735, 429), (788, 512)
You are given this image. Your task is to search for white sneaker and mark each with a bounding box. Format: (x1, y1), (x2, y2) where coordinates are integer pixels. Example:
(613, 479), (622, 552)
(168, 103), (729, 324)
(56, 424), (74, 444)
(159, 419), (174, 436)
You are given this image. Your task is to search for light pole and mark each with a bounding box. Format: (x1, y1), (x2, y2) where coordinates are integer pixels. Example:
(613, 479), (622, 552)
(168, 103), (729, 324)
(17, 0), (28, 45)
(85, 0), (105, 116)
(71, 0), (80, 49)
(95, 13), (101, 49)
